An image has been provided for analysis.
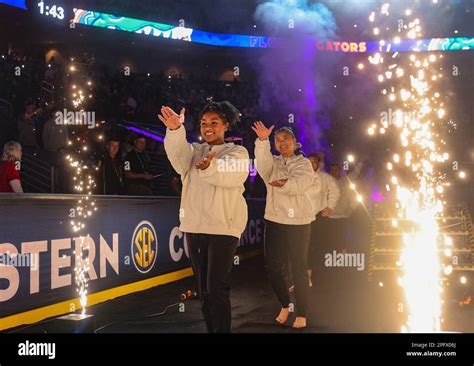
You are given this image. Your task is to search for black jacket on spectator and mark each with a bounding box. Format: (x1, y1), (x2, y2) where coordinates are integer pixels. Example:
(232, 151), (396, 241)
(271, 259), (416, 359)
(102, 153), (124, 195)
(124, 149), (151, 187)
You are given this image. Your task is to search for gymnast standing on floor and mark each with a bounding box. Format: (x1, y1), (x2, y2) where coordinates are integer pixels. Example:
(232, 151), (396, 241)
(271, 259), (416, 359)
(159, 102), (249, 333)
(252, 121), (315, 329)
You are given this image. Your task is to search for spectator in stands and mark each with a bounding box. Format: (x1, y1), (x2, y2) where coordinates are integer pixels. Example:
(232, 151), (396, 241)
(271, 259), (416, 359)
(42, 109), (69, 153)
(0, 141), (23, 193)
(1, 48), (265, 196)
(120, 134), (134, 160)
(102, 137), (124, 195)
(169, 174), (182, 195)
(121, 93), (138, 119)
(123, 135), (154, 195)
(18, 100), (40, 148)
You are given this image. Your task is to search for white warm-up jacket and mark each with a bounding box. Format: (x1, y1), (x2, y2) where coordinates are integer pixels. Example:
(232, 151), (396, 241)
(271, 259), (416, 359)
(310, 169), (340, 216)
(330, 162), (363, 219)
(254, 138), (315, 225)
(164, 126), (249, 239)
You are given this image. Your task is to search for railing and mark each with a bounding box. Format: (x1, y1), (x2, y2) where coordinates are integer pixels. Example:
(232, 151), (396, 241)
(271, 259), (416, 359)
(0, 98), (13, 116)
(41, 79), (55, 104)
(21, 150), (55, 193)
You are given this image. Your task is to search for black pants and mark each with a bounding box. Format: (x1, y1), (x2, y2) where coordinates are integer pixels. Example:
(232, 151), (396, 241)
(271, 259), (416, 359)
(308, 215), (350, 271)
(185, 233), (238, 333)
(307, 214), (330, 270)
(264, 219), (311, 317)
(330, 218), (348, 251)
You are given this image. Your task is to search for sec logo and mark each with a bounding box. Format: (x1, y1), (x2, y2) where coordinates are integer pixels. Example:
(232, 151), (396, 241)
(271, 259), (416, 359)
(131, 221), (158, 273)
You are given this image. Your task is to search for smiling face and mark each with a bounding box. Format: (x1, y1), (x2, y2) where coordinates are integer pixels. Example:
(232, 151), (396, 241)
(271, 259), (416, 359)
(200, 111), (228, 145)
(274, 131), (296, 158)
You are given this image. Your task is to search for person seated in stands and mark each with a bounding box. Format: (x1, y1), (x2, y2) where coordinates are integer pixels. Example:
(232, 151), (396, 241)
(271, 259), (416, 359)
(0, 141), (23, 193)
(18, 99), (41, 149)
(123, 135), (154, 196)
(42, 108), (69, 154)
(102, 136), (124, 195)
(120, 134), (134, 160)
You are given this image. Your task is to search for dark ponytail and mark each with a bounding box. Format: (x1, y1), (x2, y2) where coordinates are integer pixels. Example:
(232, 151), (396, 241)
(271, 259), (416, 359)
(294, 142), (305, 157)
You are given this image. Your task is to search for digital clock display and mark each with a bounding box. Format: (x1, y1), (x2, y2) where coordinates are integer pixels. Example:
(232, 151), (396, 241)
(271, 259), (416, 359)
(37, 1), (65, 20)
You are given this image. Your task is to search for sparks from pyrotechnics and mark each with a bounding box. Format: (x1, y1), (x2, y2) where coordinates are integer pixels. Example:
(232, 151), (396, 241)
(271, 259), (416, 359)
(366, 2), (455, 333)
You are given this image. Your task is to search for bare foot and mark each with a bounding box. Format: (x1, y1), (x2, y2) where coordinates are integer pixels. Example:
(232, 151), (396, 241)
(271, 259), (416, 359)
(276, 307), (290, 325)
(292, 317), (307, 329)
(307, 269), (313, 287)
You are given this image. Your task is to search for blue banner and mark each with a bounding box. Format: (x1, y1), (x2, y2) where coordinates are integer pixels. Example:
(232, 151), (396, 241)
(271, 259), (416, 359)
(0, 194), (265, 330)
(0, 0), (27, 10)
(72, 8), (474, 52)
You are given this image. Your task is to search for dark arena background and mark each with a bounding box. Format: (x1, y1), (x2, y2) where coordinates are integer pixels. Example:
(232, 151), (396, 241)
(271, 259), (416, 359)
(0, 0), (473, 362)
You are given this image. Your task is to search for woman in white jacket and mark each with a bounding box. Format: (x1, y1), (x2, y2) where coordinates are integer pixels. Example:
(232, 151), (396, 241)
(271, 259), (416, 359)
(159, 102), (249, 333)
(252, 121), (315, 329)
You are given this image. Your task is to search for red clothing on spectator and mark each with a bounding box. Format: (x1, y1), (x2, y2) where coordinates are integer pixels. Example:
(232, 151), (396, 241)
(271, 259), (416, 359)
(0, 161), (21, 192)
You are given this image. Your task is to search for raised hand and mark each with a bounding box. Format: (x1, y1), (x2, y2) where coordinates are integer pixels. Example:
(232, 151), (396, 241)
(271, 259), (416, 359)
(143, 173), (155, 181)
(195, 151), (218, 170)
(251, 121), (275, 141)
(321, 207), (332, 217)
(269, 178), (288, 187)
(158, 106), (185, 130)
